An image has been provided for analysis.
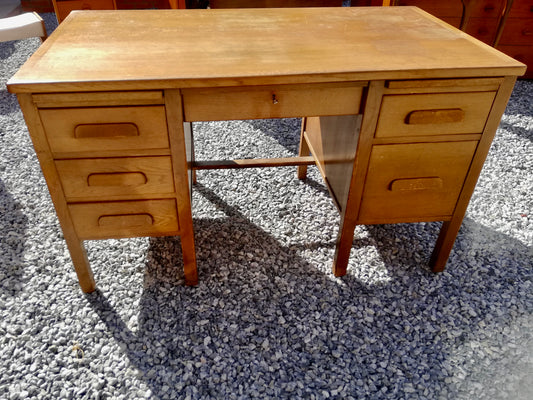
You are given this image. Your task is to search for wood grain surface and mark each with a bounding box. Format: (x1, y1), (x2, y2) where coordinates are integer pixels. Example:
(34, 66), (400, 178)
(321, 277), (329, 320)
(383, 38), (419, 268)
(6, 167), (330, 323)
(7, 7), (525, 92)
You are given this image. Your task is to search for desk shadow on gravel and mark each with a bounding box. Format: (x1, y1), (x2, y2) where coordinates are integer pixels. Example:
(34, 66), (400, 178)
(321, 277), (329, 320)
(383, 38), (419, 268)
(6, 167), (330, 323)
(248, 118), (302, 154)
(0, 179), (29, 296)
(84, 181), (532, 398)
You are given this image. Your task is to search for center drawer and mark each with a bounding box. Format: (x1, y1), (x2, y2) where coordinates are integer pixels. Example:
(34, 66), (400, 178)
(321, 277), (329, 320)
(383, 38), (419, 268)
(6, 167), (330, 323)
(39, 106), (169, 156)
(55, 156), (175, 202)
(181, 83), (365, 121)
(375, 91), (496, 138)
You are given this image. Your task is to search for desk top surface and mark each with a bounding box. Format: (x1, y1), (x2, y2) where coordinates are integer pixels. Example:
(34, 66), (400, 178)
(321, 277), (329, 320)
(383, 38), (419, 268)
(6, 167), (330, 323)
(8, 7), (526, 92)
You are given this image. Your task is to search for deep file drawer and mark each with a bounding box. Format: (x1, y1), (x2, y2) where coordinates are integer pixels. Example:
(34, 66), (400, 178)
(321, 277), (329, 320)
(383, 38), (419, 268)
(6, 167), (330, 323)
(68, 199), (180, 240)
(358, 141), (478, 224)
(39, 106), (169, 156)
(375, 91), (496, 138)
(56, 156), (175, 202)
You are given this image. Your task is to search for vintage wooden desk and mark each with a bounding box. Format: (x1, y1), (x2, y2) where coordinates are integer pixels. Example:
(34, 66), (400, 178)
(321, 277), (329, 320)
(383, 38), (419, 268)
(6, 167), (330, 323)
(7, 7), (525, 293)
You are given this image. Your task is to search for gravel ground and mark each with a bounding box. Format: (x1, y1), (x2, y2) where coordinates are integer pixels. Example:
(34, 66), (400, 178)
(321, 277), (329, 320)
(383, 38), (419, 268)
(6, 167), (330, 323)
(1, 13), (532, 400)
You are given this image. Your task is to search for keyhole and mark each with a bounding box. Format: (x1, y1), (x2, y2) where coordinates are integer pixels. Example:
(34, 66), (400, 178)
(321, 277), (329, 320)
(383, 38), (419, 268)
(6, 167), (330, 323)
(272, 94), (279, 104)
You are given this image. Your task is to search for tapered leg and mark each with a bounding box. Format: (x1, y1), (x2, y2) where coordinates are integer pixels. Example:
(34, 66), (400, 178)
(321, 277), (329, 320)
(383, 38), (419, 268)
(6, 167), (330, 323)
(180, 227), (198, 286)
(165, 90), (199, 285)
(297, 117), (310, 180)
(429, 219), (462, 272)
(64, 238), (95, 293)
(429, 76), (518, 272)
(332, 217), (357, 277)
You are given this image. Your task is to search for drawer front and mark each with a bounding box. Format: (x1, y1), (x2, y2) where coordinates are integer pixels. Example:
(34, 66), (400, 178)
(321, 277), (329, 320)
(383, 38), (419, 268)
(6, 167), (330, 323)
(56, 0), (116, 19)
(69, 199), (179, 240)
(56, 0), (116, 22)
(471, 0), (505, 18)
(499, 18), (533, 45)
(375, 92), (496, 138)
(56, 0), (116, 11)
(508, 0), (533, 19)
(395, 1), (462, 17)
(358, 141), (478, 223)
(182, 83), (364, 121)
(39, 106), (169, 155)
(465, 17), (499, 45)
(56, 156), (175, 202)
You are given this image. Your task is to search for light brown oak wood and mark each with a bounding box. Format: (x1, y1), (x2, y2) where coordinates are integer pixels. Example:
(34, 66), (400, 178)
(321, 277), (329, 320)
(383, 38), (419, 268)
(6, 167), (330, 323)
(55, 156), (175, 202)
(165, 90), (198, 286)
(182, 83), (364, 122)
(389, 177), (444, 192)
(385, 77), (504, 91)
(32, 91), (164, 108)
(357, 141), (478, 223)
(69, 199), (180, 240)
(302, 115), (362, 211)
(429, 75), (519, 272)
(7, 8), (525, 93)
(193, 156), (315, 170)
(6, 8), (526, 292)
(39, 106), (169, 156)
(16, 94), (96, 293)
(405, 109), (465, 125)
(330, 80), (387, 277)
(375, 91), (497, 137)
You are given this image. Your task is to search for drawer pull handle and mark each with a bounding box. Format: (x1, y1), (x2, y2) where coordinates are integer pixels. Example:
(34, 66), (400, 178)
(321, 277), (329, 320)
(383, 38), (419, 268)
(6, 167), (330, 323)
(390, 177), (443, 192)
(75, 123), (139, 138)
(406, 109), (465, 125)
(272, 94), (279, 104)
(87, 172), (147, 187)
(98, 213), (154, 228)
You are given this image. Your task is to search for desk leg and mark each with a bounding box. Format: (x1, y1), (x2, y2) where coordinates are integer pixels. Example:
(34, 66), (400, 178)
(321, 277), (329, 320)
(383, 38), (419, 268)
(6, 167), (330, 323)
(166, 90), (199, 286)
(181, 225), (198, 286)
(297, 117), (310, 180)
(430, 220), (461, 272)
(430, 76), (517, 273)
(332, 216), (357, 277)
(330, 81), (386, 277)
(64, 236), (96, 293)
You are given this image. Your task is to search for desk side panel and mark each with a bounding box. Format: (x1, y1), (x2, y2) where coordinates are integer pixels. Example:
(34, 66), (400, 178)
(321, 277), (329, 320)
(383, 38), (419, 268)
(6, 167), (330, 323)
(304, 115), (362, 211)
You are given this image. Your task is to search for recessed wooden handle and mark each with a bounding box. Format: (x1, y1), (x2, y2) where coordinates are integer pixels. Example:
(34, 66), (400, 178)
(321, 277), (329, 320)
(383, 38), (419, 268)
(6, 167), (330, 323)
(87, 172), (147, 187)
(75, 123), (139, 138)
(389, 177), (443, 192)
(98, 214), (154, 228)
(405, 109), (465, 125)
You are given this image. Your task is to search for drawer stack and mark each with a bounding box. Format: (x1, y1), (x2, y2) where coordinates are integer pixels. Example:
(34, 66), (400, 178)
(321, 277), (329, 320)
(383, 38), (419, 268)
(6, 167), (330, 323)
(34, 91), (180, 240)
(357, 78), (502, 224)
